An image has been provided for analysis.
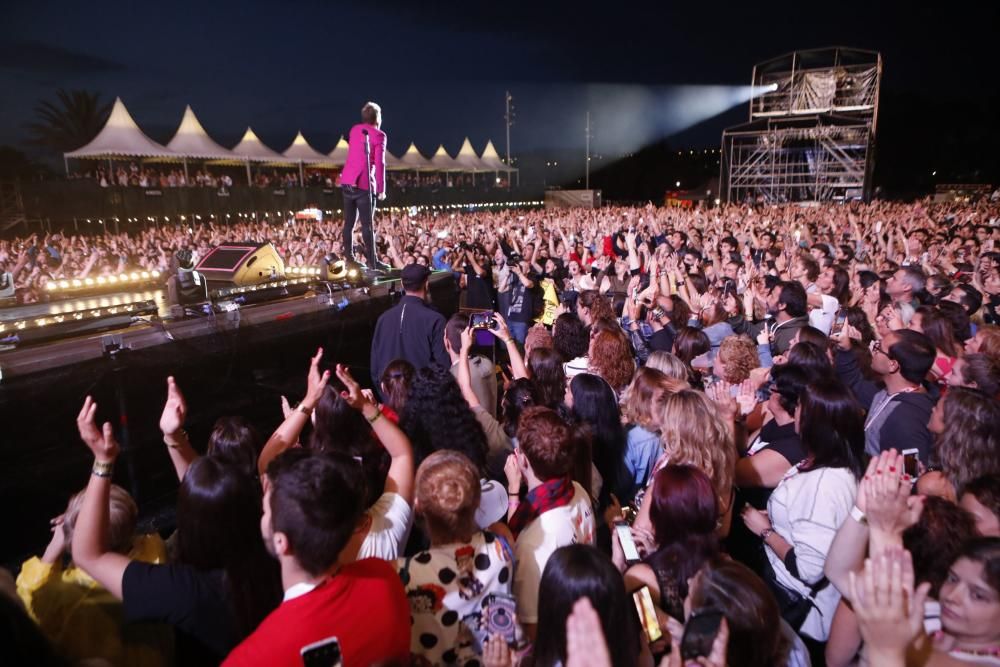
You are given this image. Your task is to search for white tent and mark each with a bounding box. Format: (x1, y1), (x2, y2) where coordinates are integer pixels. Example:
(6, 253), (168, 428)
(231, 127), (287, 162)
(454, 137), (490, 172)
(428, 144), (462, 172)
(65, 97), (177, 160)
(397, 142), (433, 171)
(165, 105), (237, 160)
(282, 131), (332, 165)
(480, 140), (515, 172)
(327, 136), (349, 166)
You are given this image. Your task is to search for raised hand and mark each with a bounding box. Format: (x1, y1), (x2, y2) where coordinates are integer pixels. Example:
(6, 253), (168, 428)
(492, 311), (513, 343)
(158, 376), (187, 437)
(303, 348), (331, 409)
(848, 547), (930, 667)
(76, 396), (119, 463)
(864, 449), (924, 538)
(334, 363), (369, 411)
(566, 597), (613, 667)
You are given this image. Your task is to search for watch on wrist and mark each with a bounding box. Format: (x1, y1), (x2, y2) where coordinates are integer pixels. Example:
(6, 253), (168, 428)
(760, 527), (774, 541)
(850, 505), (867, 524)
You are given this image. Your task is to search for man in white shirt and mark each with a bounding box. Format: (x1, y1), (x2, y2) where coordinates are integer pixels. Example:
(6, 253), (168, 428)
(807, 266), (848, 335)
(505, 407), (595, 641)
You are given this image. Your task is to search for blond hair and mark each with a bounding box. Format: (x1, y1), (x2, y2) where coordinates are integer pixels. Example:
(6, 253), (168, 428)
(416, 450), (481, 543)
(645, 351), (689, 382)
(63, 484), (138, 555)
(621, 366), (688, 429)
(659, 390), (735, 511)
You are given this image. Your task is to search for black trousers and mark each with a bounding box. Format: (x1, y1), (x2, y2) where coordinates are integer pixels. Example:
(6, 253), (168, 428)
(341, 185), (377, 265)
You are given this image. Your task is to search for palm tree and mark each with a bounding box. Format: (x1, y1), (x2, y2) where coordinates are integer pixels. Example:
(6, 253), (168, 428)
(24, 89), (112, 154)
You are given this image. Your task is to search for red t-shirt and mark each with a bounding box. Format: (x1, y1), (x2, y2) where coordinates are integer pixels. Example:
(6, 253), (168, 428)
(222, 559), (409, 667)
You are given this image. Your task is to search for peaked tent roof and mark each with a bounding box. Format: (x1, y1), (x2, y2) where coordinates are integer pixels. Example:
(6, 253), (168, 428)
(231, 127), (287, 162)
(428, 144), (463, 172)
(65, 97), (178, 159)
(282, 131), (332, 164)
(453, 137), (490, 172)
(386, 149), (405, 171)
(480, 140), (516, 171)
(165, 105), (237, 160)
(327, 136), (349, 166)
(397, 142), (433, 171)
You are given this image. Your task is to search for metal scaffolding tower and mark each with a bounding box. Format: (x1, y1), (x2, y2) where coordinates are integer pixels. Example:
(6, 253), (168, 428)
(721, 47), (882, 203)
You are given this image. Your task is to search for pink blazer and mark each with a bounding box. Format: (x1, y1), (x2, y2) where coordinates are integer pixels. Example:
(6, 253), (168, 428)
(338, 123), (386, 194)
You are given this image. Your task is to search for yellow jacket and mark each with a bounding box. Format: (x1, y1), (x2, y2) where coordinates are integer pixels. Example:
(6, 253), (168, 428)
(16, 533), (173, 667)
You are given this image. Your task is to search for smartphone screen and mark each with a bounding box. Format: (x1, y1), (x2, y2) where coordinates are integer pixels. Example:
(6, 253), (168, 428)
(681, 610), (724, 661)
(902, 448), (920, 478)
(484, 593), (518, 645)
(632, 587), (663, 643)
(615, 522), (641, 564)
(301, 636), (342, 667)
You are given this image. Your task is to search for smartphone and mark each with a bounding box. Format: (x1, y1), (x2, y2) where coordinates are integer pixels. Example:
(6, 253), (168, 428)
(633, 587), (663, 643)
(484, 593), (518, 645)
(902, 448), (920, 478)
(301, 636), (342, 667)
(681, 609), (724, 661)
(470, 312), (497, 330)
(831, 314), (847, 336)
(615, 522), (641, 564)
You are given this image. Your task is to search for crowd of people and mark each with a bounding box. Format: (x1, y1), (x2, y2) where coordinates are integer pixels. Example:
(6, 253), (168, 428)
(62, 164), (506, 193)
(3, 196), (1000, 666)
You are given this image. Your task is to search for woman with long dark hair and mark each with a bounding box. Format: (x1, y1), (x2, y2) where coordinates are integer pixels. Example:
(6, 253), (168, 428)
(72, 398), (282, 664)
(565, 373), (628, 507)
(379, 358), (414, 420)
(527, 347), (567, 409)
(529, 544), (643, 667)
(400, 364), (489, 472)
(619, 465), (720, 622)
(740, 377), (864, 646)
(672, 326), (711, 390)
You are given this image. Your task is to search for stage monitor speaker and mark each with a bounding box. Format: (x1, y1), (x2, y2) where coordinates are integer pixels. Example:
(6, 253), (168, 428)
(195, 242), (285, 287)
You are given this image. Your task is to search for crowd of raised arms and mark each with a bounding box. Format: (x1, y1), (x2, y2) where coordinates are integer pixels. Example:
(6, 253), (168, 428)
(3, 196), (1000, 667)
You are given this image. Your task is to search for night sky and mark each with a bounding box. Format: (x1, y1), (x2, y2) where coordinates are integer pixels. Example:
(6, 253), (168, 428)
(2, 0), (998, 185)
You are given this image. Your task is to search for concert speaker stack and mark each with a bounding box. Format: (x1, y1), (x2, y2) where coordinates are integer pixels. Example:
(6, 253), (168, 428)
(195, 242), (285, 287)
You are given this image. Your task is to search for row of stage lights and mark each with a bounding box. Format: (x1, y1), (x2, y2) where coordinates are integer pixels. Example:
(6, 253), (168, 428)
(81, 201), (546, 225)
(45, 270), (161, 293)
(212, 276), (315, 299)
(0, 300), (157, 335)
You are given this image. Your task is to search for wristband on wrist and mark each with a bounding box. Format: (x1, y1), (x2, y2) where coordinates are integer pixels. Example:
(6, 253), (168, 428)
(760, 527), (774, 541)
(296, 403), (314, 417)
(164, 429), (188, 449)
(92, 460), (114, 478)
(366, 409), (383, 424)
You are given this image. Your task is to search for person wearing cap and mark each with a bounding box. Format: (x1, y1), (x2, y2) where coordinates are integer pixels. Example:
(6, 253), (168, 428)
(370, 264), (449, 387)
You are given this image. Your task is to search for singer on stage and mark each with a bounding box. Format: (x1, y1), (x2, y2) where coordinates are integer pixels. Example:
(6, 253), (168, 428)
(338, 101), (386, 270)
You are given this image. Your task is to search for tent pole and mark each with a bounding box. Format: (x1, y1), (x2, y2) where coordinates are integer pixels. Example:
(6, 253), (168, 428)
(245, 159), (252, 186)
(108, 158), (113, 178)
(183, 157), (189, 184)
(298, 161), (304, 187)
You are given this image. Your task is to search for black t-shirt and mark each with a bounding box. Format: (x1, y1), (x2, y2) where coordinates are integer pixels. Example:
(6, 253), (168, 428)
(123, 561), (236, 666)
(464, 264), (494, 310)
(739, 421), (805, 510)
(506, 275), (537, 323)
(751, 420), (805, 468)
